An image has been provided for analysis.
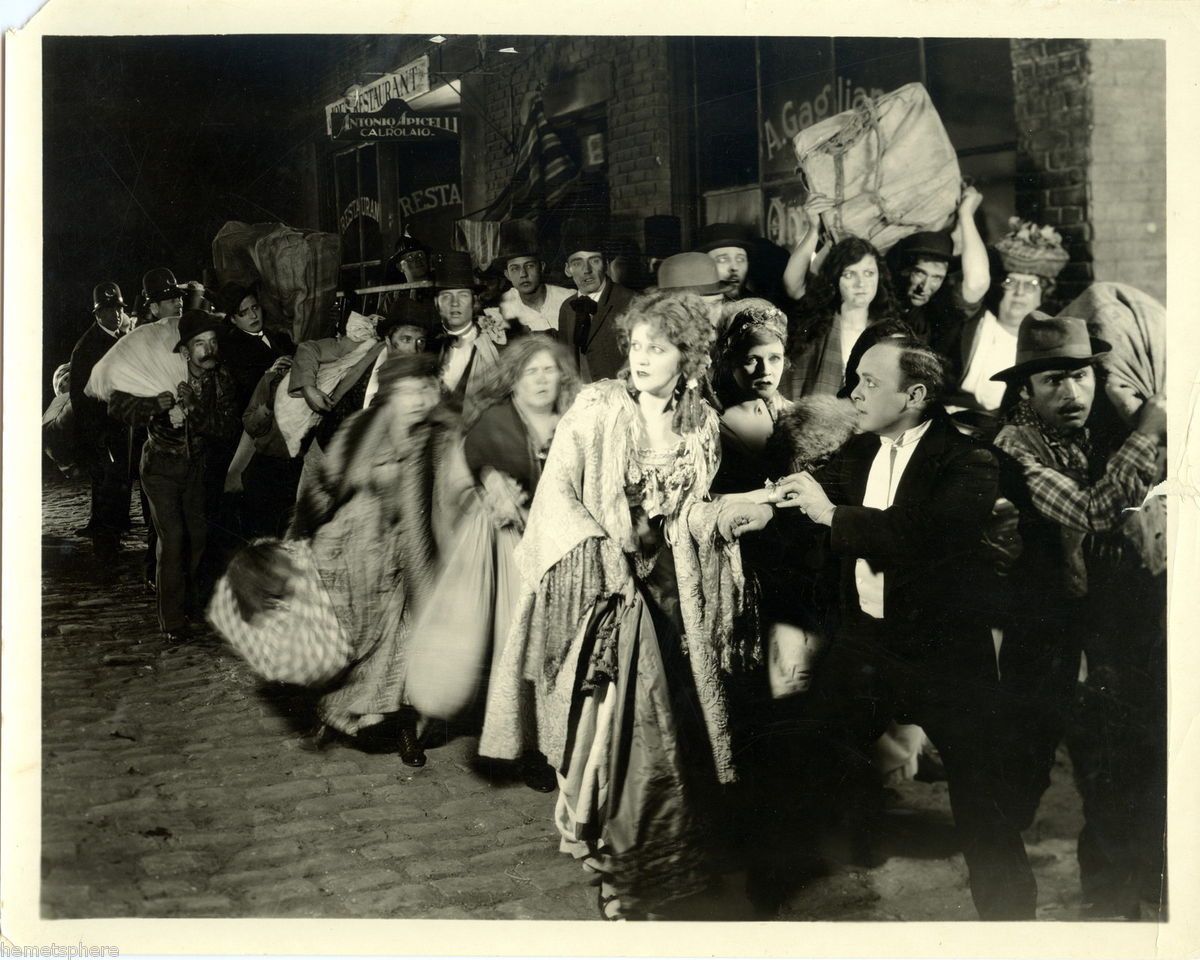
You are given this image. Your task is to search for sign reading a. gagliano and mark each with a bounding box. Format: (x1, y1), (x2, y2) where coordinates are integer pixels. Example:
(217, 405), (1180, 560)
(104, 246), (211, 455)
(325, 55), (431, 135)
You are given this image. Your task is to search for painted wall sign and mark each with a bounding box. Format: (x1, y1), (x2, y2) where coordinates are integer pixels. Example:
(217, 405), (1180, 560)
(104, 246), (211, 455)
(398, 182), (462, 219)
(325, 55), (431, 134)
(331, 99), (460, 141)
(339, 196), (380, 235)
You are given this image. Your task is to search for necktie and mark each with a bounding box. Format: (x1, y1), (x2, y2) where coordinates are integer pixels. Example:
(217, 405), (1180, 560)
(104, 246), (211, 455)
(572, 298), (598, 353)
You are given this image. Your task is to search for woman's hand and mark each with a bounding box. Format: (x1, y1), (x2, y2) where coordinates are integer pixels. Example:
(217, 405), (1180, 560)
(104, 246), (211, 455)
(301, 385), (334, 413)
(480, 468), (528, 531)
(717, 499), (774, 541)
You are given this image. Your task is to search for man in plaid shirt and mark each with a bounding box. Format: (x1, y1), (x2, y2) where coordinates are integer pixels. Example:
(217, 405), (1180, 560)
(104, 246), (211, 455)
(991, 312), (1166, 920)
(109, 309), (240, 643)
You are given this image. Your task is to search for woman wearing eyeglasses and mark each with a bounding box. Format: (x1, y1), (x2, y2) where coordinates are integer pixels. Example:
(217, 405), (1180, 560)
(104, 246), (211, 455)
(942, 218), (1069, 414)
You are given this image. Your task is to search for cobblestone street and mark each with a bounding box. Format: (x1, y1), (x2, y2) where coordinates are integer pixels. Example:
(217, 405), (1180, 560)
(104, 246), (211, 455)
(40, 473), (1094, 921)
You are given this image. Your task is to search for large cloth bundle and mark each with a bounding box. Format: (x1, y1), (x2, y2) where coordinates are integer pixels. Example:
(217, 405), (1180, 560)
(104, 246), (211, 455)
(42, 393), (77, 476)
(406, 495), (522, 720)
(207, 538), (351, 686)
(84, 317), (187, 404)
(793, 83), (961, 253)
(212, 221), (341, 344)
(1060, 282), (1167, 575)
(273, 335), (377, 457)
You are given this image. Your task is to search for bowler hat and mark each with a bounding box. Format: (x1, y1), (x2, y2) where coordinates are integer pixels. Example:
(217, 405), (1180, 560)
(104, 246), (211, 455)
(656, 252), (724, 296)
(92, 281), (125, 312)
(173, 309), (225, 352)
(142, 267), (185, 304)
(694, 222), (756, 254)
(896, 230), (953, 262)
(989, 312), (1111, 382)
(490, 218), (542, 273)
(433, 251), (483, 291)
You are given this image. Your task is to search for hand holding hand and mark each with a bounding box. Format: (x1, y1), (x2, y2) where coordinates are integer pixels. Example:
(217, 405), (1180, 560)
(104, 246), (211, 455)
(717, 499), (774, 541)
(774, 471), (835, 524)
(301, 385), (334, 413)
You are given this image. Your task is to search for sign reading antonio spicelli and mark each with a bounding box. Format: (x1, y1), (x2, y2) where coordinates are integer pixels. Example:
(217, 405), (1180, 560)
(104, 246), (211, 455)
(324, 54), (431, 134)
(331, 99), (460, 142)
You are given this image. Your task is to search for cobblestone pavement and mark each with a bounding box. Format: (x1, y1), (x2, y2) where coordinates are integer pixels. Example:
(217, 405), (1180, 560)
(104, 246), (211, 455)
(40, 473), (1096, 921)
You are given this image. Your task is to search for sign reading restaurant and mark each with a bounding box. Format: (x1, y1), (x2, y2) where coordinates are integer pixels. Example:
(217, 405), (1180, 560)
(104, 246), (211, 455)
(324, 55), (431, 135)
(331, 99), (460, 142)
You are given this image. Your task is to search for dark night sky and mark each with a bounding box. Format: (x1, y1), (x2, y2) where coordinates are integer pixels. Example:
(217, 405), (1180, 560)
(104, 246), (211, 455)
(41, 34), (347, 396)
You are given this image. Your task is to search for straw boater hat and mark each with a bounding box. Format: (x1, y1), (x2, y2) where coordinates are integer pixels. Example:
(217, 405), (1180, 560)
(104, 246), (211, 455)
(993, 218), (1070, 281)
(989, 312), (1111, 382)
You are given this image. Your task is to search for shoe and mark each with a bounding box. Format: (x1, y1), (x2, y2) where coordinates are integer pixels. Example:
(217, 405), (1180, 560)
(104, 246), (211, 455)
(520, 757), (558, 793)
(598, 886), (625, 921)
(398, 723), (426, 768)
(74, 524), (97, 537)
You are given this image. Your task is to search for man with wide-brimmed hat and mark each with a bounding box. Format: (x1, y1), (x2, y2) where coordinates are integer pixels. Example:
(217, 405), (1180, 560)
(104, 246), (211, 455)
(557, 222), (634, 382)
(991, 312), (1166, 919)
(654, 252), (727, 329)
(69, 281), (134, 566)
(485, 219), (572, 335)
(107, 309), (240, 642)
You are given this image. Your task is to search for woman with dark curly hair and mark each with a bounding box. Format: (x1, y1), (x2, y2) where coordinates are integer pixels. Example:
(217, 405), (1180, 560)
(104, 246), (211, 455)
(786, 236), (900, 400)
(479, 291), (776, 919)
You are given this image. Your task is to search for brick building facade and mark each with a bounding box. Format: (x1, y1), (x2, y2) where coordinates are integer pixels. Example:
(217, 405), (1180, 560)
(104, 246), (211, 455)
(298, 35), (1166, 309)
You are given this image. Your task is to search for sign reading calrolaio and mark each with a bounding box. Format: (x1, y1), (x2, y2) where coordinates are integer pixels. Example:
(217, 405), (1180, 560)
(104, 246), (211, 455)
(325, 55), (431, 135)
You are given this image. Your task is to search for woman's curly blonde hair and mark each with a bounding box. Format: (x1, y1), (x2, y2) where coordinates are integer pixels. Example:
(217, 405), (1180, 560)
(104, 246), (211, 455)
(616, 291), (716, 434)
(616, 291), (715, 382)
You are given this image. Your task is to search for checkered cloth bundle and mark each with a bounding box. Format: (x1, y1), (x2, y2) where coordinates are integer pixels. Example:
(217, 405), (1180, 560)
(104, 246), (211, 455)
(207, 539), (351, 686)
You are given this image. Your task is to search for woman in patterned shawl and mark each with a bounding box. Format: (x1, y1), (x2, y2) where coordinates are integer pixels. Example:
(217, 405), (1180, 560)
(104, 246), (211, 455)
(479, 292), (778, 919)
(294, 351), (470, 767)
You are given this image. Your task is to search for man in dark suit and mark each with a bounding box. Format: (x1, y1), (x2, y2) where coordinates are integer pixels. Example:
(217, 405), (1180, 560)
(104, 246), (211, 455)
(214, 282), (295, 414)
(557, 225), (635, 382)
(69, 281), (133, 567)
(781, 334), (1036, 920)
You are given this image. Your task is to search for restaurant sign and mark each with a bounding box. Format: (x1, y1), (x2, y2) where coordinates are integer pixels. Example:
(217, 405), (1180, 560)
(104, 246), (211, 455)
(331, 99), (460, 142)
(325, 55), (431, 134)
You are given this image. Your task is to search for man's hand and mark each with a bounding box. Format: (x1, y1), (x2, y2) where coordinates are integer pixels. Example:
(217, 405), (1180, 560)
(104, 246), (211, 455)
(155, 392), (176, 412)
(959, 183), (984, 218)
(269, 356), (293, 375)
(175, 381), (197, 412)
(1135, 393), (1167, 442)
(717, 499), (774, 541)
(774, 471), (836, 525)
(301, 385), (334, 413)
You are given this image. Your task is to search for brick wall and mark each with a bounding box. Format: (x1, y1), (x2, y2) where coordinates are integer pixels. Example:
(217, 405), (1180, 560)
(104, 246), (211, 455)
(1011, 39), (1094, 307)
(477, 36), (674, 246)
(1088, 40), (1166, 303)
(1010, 38), (1166, 307)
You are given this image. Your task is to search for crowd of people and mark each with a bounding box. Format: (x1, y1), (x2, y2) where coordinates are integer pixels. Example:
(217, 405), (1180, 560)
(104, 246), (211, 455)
(52, 184), (1167, 922)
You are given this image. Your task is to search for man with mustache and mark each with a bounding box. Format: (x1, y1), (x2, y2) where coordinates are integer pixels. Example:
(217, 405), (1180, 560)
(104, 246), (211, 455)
(695, 221), (755, 302)
(990, 313), (1167, 919)
(108, 309), (240, 642)
(557, 224), (634, 382)
(779, 335), (1037, 919)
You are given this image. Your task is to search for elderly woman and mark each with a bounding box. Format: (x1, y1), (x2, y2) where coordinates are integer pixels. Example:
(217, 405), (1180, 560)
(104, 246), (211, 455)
(940, 218), (1069, 414)
(786, 236), (901, 400)
(295, 352), (465, 767)
(479, 292), (775, 919)
(460, 335), (580, 791)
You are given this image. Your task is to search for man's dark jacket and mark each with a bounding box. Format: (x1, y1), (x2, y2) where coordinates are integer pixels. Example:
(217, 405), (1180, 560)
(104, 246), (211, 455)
(557, 281), (636, 381)
(69, 322), (123, 454)
(817, 409), (999, 654)
(219, 325), (295, 414)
